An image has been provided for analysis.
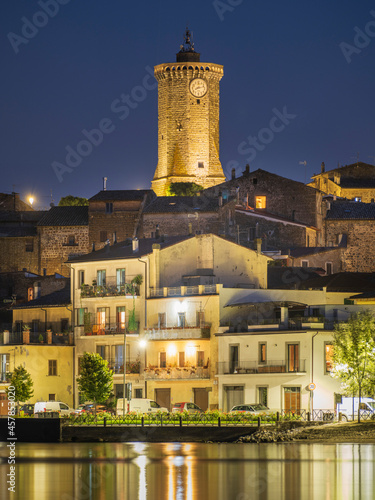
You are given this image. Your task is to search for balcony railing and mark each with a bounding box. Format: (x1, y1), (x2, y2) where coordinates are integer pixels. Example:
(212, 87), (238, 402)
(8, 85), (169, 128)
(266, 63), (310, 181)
(149, 284), (218, 298)
(144, 366), (210, 380)
(145, 326), (211, 340)
(216, 359), (306, 375)
(80, 277), (141, 298)
(221, 318), (333, 332)
(81, 322), (140, 336)
(100, 359), (140, 375)
(0, 330), (73, 346)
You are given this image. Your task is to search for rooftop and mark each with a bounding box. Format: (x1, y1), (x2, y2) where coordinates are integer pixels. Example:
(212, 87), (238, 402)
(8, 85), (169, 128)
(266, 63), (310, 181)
(37, 206), (89, 226)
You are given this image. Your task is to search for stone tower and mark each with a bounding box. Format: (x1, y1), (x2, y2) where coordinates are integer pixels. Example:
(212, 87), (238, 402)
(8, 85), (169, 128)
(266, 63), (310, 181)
(151, 29), (226, 196)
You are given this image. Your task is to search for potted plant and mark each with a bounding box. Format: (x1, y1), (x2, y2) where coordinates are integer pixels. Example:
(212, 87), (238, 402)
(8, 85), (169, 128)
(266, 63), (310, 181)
(38, 334), (44, 344)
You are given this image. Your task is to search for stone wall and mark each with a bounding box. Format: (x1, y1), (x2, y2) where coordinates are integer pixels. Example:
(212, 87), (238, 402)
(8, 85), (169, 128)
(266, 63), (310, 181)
(290, 248), (343, 274)
(39, 226), (89, 277)
(325, 219), (375, 272)
(0, 236), (39, 274)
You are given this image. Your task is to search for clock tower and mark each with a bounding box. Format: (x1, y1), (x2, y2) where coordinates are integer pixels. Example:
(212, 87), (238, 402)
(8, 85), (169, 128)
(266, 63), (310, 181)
(151, 29), (226, 196)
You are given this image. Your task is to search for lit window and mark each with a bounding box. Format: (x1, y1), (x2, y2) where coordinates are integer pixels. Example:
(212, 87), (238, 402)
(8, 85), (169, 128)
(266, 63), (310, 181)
(178, 312), (186, 328)
(117, 306), (126, 331)
(325, 344), (333, 373)
(259, 343), (267, 363)
(255, 196), (266, 209)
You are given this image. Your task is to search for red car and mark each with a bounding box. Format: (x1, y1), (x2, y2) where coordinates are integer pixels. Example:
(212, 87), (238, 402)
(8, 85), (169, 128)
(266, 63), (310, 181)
(172, 402), (203, 413)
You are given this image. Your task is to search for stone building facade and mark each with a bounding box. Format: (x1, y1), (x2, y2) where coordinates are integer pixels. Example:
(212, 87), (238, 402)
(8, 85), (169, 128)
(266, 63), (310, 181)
(308, 162), (375, 202)
(89, 190), (154, 250)
(325, 200), (375, 272)
(151, 29), (226, 195)
(37, 206), (89, 277)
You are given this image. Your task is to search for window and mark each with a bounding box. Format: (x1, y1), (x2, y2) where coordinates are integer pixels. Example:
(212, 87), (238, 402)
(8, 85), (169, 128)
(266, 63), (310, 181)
(116, 268), (125, 291)
(259, 343), (267, 363)
(301, 260), (308, 268)
(27, 287), (34, 301)
(326, 262), (333, 275)
(249, 227), (256, 241)
(160, 352), (166, 368)
(0, 354), (10, 382)
(31, 320), (39, 333)
(158, 313), (166, 329)
(135, 388), (143, 398)
(106, 202), (113, 214)
(78, 270), (85, 286)
(198, 161), (204, 168)
(48, 360), (57, 376)
(96, 345), (106, 358)
(100, 231), (107, 242)
(287, 344), (299, 372)
(67, 235), (76, 246)
(354, 197), (361, 202)
(179, 352), (185, 367)
(76, 308), (87, 326)
(25, 240), (34, 252)
(197, 351), (204, 367)
(97, 270), (106, 287)
(255, 196), (266, 209)
(229, 345), (239, 374)
(114, 345), (125, 374)
(116, 306), (126, 331)
(196, 311), (205, 327)
(258, 387), (268, 407)
(178, 312), (186, 328)
(97, 307), (109, 331)
(325, 343), (334, 373)
(49, 394), (56, 401)
(61, 318), (69, 332)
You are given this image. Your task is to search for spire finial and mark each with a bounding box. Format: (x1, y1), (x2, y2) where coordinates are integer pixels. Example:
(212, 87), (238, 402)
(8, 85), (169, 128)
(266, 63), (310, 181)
(179, 26), (195, 53)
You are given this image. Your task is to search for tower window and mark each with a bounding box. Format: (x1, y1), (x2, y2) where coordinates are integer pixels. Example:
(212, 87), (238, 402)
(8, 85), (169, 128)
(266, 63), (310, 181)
(198, 162), (204, 169)
(197, 99), (200, 104)
(105, 203), (113, 214)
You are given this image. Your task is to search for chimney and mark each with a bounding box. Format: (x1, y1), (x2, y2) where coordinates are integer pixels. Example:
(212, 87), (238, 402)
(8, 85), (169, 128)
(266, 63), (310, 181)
(255, 238), (262, 254)
(113, 232), (117, 244)
(103, 177), (107, 191)
(218, 192), (223, 207)
(245, 164), (250, 175)
(231, 168), (236, 180)
(132, 237), (139, 253)
(321, 162), (325, 174)
(188, 222), (192, 235)
(155, 224), (160, 239)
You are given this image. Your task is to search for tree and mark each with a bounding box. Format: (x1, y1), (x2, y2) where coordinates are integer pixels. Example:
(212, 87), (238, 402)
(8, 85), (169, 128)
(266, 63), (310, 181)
(58, 195), (89, 206)
(6, 365), (34, 412)
(167, 182), (204, 196)
(128, 274), (143, 332)
(331, 310), (375, 421)
(76, 353), (113, 413)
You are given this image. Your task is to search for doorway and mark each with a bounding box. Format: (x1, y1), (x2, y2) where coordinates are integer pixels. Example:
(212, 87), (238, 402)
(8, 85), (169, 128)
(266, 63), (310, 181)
(194, 388), (209, 411)
(284, 387), (301, 412)
(155, 388), (171, 412)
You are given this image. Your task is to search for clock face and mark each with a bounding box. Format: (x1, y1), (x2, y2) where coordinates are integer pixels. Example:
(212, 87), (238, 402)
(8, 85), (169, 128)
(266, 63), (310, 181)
(189, 78), (208, 98)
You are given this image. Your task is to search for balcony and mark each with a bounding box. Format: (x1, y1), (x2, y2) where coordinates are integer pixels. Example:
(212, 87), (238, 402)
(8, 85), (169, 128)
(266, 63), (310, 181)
(101, 359), (141, 375)
(216, 359), (306, 375)
(220, 317), (333, 333)
(144, 366), (210, 380)
(80, 277), (141, 298)
(0, 330), (73, 346)
(80, 322), (140, 336)
(145, 326), (211, 340)
(149, 284), (218, 298)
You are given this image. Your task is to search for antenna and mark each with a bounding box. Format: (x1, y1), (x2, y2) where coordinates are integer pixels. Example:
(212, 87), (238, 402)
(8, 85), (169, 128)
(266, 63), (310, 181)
(299, 161), (307, 183)
(350, 152), (360, 165)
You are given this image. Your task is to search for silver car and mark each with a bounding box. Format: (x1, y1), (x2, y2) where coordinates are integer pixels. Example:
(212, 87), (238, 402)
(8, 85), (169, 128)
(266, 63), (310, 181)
(230, 403), (272, 414)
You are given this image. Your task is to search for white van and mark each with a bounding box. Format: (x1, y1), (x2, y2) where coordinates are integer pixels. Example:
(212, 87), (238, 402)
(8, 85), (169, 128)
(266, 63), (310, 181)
(336, 397), (375, 421)
(34, 401), (74, 417)
(116, 398), (168, 415)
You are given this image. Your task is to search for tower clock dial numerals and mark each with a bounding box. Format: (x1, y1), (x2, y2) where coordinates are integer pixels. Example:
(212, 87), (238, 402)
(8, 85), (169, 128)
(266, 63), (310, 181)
(189, 78), (208, 97)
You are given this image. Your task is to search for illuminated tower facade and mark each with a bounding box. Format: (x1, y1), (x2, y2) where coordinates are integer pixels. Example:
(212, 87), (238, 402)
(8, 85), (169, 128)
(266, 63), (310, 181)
(151, 29), (226, 196)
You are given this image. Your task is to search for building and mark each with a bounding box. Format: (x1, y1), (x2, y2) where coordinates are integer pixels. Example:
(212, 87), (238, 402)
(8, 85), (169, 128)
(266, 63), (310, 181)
(151, 29), (226, 196)
(308, 162), (375, 202)
(69, 233), (271, 408)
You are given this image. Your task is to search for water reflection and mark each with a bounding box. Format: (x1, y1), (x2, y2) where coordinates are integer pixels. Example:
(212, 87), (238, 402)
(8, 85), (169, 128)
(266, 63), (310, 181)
(0, 442), (374, 500)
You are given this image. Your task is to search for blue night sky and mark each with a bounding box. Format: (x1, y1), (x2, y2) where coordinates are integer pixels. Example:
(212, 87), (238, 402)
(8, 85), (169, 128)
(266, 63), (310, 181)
(1, 0), (375, 208)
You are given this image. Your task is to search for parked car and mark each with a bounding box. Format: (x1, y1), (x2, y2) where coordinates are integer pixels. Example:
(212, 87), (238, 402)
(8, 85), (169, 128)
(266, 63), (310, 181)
(230, 404), (272, 415)
(34, 401), (75, 417)
(116, 398), (168, 415)
(79, 403), (115, 415)
(19, 403), (34, 416)
(172, 402), (203, 413)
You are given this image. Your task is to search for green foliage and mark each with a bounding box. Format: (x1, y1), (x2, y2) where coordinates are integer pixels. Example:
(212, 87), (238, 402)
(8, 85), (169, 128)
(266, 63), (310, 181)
(6, 365), (34, 403)
(128, 274), (143, 332)
(58, 195), (89, 206)
(76, 353), (113, 407)
(332, 311), (375, 399)
(166, 182), (204, 196)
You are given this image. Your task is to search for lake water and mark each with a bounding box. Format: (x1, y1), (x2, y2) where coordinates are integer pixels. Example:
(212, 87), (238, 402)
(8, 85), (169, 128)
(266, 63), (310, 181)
(0, 442), (375, 500)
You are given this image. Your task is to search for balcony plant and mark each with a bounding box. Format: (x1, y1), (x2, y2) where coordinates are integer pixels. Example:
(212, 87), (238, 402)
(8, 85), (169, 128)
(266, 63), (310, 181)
(38, 334), (44, 344)
(128, 274), (143, 333)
